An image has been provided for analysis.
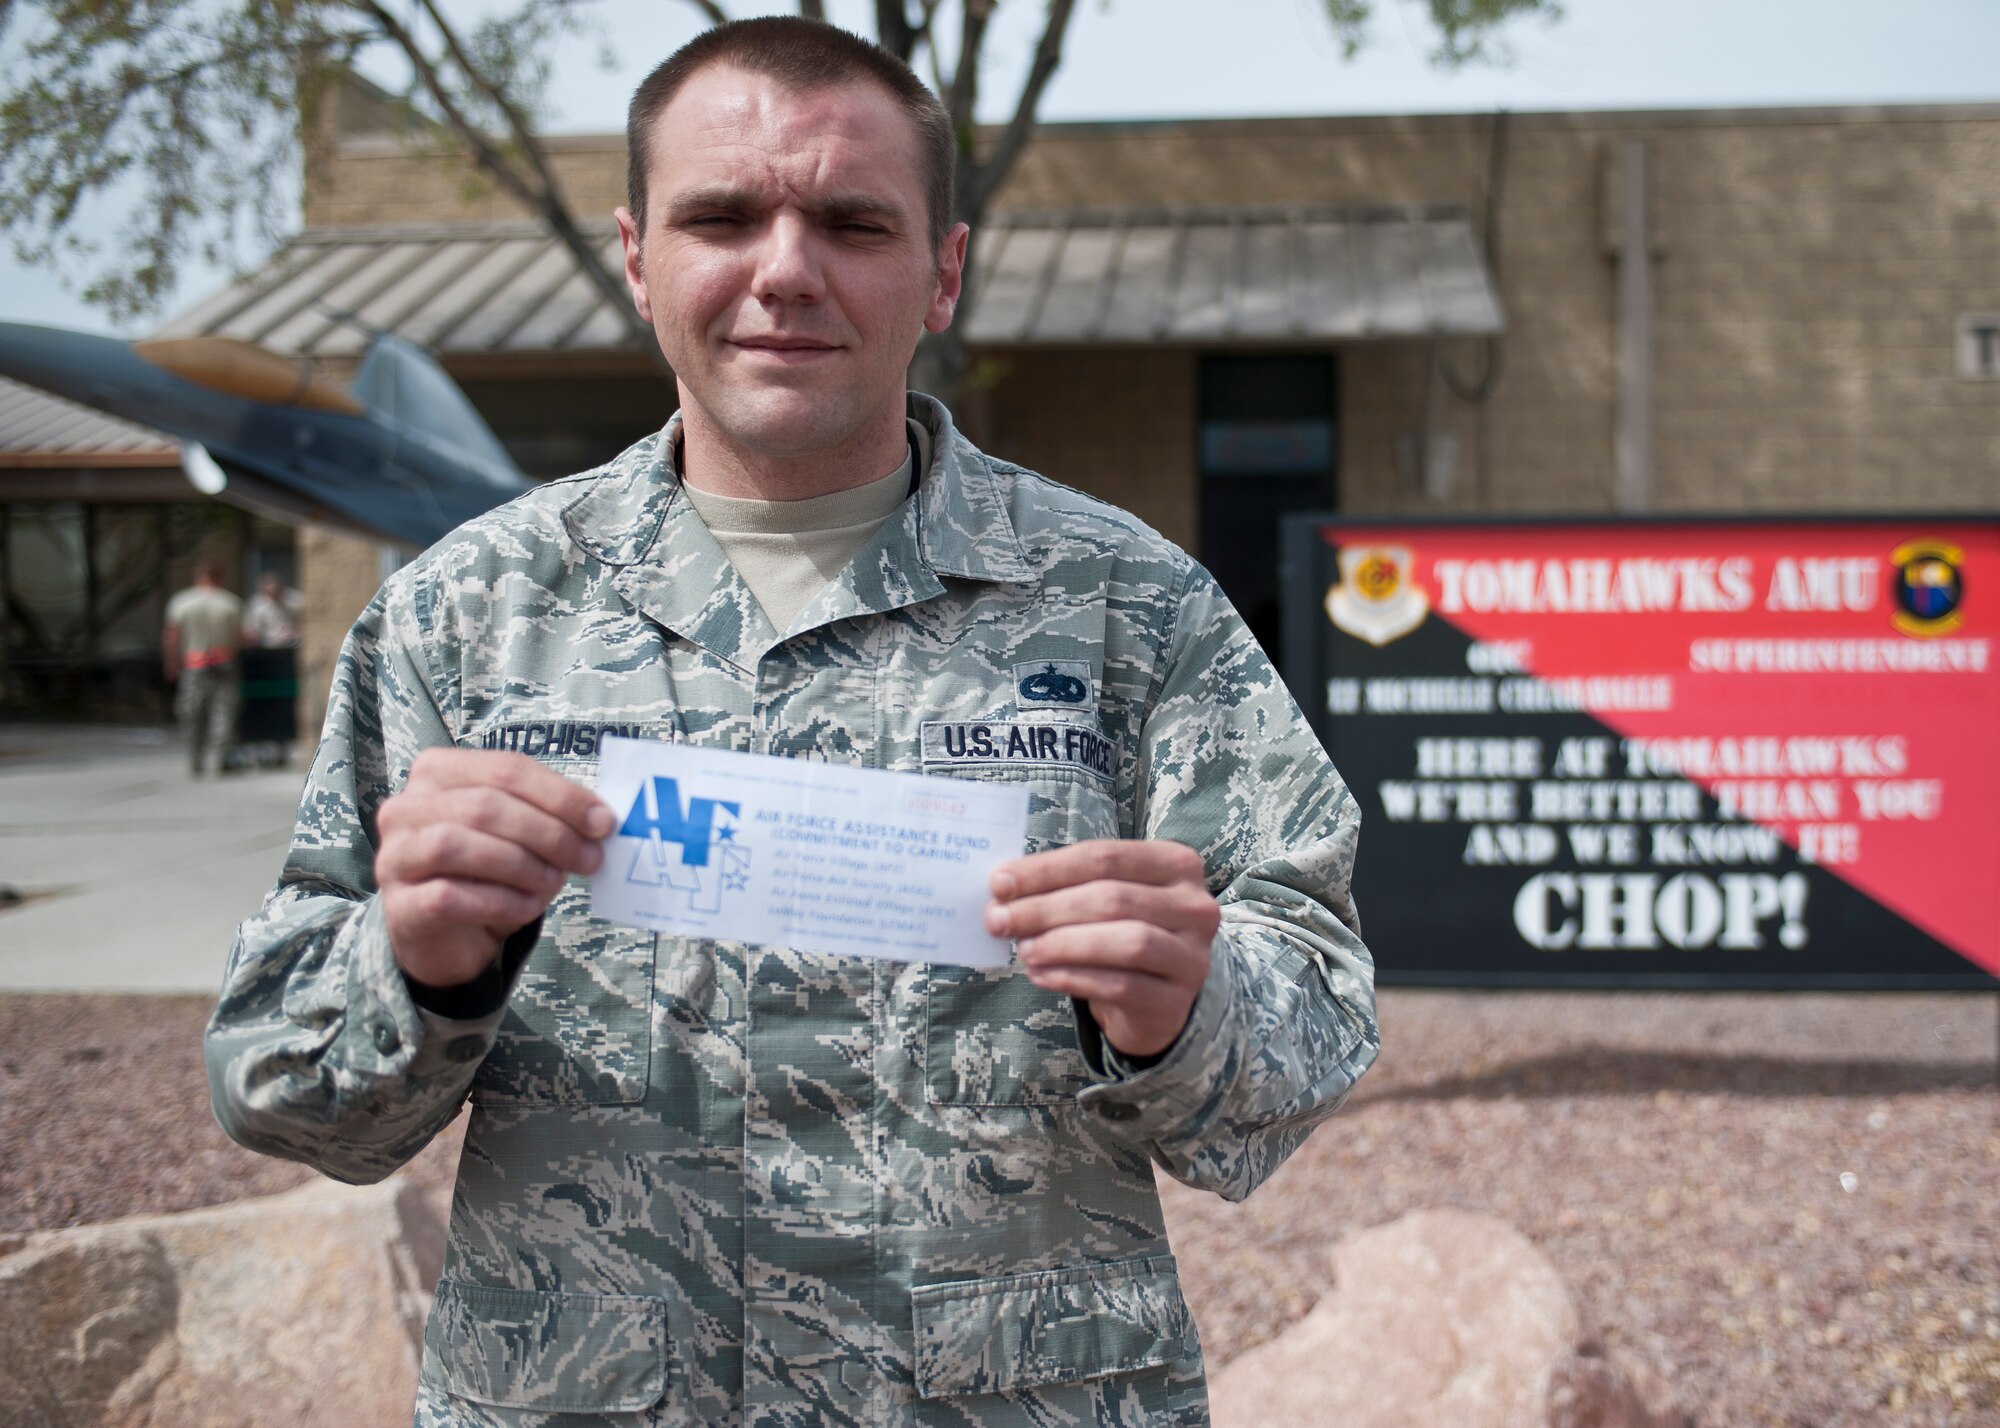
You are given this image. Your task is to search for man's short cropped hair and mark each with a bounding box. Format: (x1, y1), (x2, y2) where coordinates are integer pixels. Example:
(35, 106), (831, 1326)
(625, 17), (957, 253)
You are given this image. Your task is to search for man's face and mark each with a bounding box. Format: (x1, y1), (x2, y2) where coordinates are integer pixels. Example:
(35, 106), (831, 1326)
(617, 67), (967, 465)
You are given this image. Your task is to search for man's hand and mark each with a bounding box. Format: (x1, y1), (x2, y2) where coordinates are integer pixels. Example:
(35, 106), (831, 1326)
(375, 749), (615, 989)
(984, 840), (1220, 1060)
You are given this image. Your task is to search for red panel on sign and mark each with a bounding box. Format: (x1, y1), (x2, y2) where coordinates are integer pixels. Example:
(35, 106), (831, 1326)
(1317, 521), (1999, 976)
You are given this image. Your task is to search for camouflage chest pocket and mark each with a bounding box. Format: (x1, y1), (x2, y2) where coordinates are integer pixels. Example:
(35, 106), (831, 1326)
(473, 877), (656, 1107)
(926, 770), (1119, 1107)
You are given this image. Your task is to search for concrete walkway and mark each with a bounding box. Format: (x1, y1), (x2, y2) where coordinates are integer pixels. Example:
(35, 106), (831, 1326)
(0, 724), (305, 993)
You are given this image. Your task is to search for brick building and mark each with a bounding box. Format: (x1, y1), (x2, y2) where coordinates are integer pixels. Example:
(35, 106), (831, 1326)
(158, 86), (2000, 729)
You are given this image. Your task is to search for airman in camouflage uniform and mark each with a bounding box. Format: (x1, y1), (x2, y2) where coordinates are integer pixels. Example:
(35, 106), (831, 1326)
(206, 18), (1376, 1427)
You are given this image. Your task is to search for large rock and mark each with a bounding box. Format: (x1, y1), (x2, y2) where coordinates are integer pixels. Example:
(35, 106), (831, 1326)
(1208, 1209), (1685, 1428)
(0, 1175), (449, 1428)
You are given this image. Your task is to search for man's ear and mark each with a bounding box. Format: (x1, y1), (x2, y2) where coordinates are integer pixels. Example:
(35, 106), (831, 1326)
(615, 207), (653, 324)
(925, 222), (972, 334)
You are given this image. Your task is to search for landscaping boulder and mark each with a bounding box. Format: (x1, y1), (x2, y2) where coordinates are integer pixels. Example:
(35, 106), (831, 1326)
(0, 1174), (449, 1428)
(1207, 1209), (1685, 1428)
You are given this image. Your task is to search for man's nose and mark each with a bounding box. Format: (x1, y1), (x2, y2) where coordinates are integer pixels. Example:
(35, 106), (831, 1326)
(750, 213), (825, 304)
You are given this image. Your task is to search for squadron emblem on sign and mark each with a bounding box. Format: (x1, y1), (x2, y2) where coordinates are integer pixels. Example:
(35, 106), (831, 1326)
(1325, 544), (1430, 647)
(1889, 539), (1964, 638)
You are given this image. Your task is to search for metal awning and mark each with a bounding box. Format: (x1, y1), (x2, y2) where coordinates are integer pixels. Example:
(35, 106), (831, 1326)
(155, 204), (1502, 358)
(0, 376), (178, 466)
(964, 206), (1502, 345)
(154, 224), (635, 358)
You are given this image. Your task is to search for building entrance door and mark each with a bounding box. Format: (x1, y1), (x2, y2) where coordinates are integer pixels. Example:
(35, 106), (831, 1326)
(1197, 354), (1337, 662)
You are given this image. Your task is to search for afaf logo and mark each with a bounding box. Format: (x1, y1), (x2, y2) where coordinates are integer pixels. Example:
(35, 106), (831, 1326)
(618, 776), (750, 914)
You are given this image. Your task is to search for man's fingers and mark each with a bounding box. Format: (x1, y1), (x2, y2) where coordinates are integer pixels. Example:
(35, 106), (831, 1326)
(989, 878), (1219, 941)
(989, 839), (1204, 900)
(377, 821), (569, 899)
(382, 786), (604, 877)
(441, 786), (606, 876)
(1015, 920), (1207, 985)
(1020, 962), (1178, 1010)
(407, 748), (615, 840)
(377, 750), (611, 987)
(385, 877), (548, 939)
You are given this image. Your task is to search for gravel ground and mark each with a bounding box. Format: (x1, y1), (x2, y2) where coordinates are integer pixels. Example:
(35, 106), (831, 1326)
(0, 994), (462, 1244)
(1163, 989), (2000, 1428)
(2, 988), (1995, 1426)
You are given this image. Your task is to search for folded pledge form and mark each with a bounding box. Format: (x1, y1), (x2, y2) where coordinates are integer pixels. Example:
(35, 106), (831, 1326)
(590, 735), (1030, 968)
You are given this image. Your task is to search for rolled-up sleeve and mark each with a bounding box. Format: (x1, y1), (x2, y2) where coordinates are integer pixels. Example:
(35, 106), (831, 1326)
(204, 577), (502, 1184)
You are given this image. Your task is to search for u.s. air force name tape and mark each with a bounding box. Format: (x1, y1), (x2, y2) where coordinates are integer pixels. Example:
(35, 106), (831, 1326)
(919, 720), (1115, 780)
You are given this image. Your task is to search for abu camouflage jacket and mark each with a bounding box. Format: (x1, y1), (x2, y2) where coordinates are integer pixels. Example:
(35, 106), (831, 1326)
(206, 395), (1378, 1427)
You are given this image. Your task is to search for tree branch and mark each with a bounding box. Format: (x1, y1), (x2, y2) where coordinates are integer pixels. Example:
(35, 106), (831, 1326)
(352, 2), (540, 204)
(411, 0), (550, 184)
(960, 0), (1075, 220)
(945, 0), (994, 148)
(354, 0), (645, 342)
(913, 0), (946, 95)
(798, 0), (826, 20)
(681, 0), (730, 25)
(406, 0), (643, 336)
(874, 0), (916, 61)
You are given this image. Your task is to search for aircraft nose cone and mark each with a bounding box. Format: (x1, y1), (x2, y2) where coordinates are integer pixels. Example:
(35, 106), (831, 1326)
(0, 321), (152, 406)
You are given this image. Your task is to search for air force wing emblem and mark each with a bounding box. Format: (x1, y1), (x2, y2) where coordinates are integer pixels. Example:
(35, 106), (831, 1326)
(1325, 544), (1429, 647)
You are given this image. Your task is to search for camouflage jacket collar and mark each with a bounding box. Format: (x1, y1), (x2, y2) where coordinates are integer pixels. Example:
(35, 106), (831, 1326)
(560, 393), (1031, 670)
(903, 392), (1034, 585)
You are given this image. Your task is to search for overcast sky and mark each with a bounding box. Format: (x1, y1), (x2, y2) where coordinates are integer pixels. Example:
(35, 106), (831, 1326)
(5, 0), (1999, 334)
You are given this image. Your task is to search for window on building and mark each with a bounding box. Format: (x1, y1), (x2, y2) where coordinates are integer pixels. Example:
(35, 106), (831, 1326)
(0, 500), (259, 721)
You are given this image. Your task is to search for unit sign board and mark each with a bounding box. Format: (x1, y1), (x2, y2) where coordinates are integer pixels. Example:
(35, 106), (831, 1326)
(1283, 517), (2000, 988)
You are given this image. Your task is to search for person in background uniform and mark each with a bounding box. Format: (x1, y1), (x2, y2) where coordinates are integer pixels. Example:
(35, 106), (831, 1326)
(163, 559), (242, 777)
(244, 571), (304, 650)
(242, 571), (306, 768)
(206, 18), (1378, 1427)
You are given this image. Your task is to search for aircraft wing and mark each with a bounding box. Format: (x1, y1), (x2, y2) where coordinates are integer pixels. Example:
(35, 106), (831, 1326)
(0, 321), (535, 548)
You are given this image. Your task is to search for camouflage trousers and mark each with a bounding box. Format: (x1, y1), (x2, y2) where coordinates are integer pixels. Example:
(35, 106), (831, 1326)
(176, 663), (239, 775)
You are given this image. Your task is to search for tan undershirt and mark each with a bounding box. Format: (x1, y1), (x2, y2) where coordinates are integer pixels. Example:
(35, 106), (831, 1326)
(681, 420), (931, 634)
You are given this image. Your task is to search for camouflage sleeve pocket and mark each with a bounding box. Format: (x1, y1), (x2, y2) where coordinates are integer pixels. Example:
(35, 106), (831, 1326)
(421, 1278), (669, 1413)
(910, 1252), (1194, 1402)
(471, 878), (656, 1106)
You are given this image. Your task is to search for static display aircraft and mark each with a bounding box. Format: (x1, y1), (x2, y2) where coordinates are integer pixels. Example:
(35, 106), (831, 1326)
(0, 321), (533, 548)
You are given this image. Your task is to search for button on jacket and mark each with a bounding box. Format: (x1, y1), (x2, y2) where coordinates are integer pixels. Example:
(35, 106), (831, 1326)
(206, 395), (1379, 1427)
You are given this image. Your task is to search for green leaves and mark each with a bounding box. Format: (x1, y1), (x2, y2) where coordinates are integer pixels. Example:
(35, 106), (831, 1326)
(0, 0), (1562, 327)
(1425, 0), (1561, 69)
(0, 0), (599, 323)
(1319, 0), (1560, 68)
(0, 1), (332, 319)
